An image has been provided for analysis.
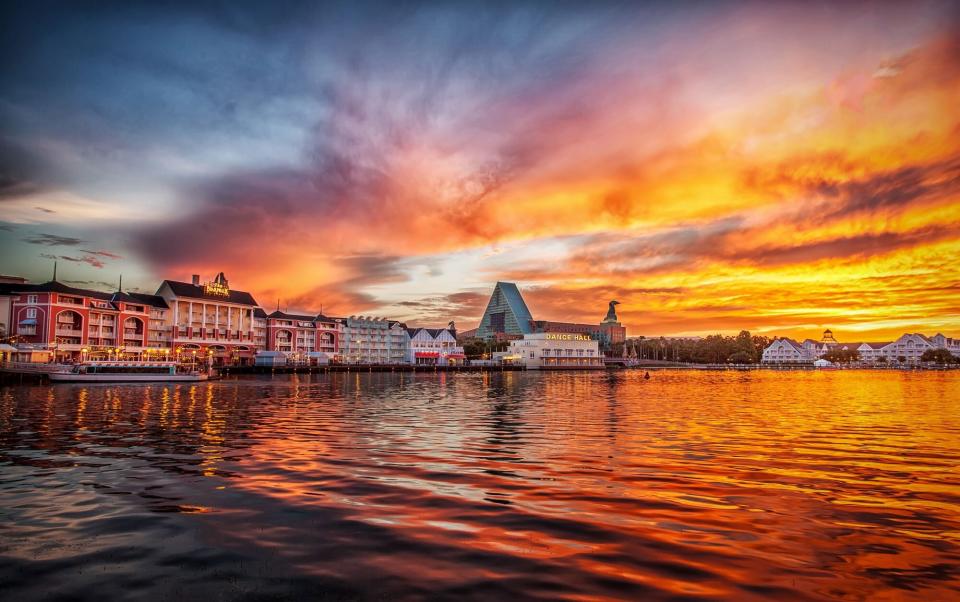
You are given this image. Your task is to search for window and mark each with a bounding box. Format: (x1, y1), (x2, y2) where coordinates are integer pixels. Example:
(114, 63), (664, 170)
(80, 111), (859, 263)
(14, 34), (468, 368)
(27, 295), (38, 304)
(26, 308), (36, 318)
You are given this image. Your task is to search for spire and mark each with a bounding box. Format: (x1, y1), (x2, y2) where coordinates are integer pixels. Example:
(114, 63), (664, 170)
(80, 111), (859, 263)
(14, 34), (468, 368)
(52, 260), (57, 282)
(118, 274), (123, 293)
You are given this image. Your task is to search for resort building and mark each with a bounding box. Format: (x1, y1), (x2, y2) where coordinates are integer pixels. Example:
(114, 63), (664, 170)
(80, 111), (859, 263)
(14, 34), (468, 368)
(476, 282), (535, 340)
(406, 326), (465, 365)
(475, 281), (627, 354)
(761, 338), (816, 364)
(507, 333), (604, 369)
(856, 342), (891, 363)
(762, 331), (960, 365)
(155, 272), (262, 364)
(2, 280), (169, 361)
(337, 316), (409, 364)
(266, 311), (341, 361)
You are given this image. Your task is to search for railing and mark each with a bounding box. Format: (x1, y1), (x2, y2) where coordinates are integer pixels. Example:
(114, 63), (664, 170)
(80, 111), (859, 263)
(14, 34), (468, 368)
(56, 328), (83, 336)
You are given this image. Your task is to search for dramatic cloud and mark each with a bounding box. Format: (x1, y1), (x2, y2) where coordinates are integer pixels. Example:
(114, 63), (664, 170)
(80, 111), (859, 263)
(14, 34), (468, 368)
(79, 249), (123, 260)
(1, 2), (958, 340)
(23, 233), (86, 246)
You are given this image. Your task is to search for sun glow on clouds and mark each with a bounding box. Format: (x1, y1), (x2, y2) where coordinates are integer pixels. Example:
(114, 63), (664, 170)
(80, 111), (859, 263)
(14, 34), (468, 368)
(1, 2), (958, 340)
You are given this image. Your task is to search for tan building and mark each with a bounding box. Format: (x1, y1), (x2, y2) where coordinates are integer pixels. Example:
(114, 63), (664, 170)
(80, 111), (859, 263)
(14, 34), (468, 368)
(508, 333), (604, 369)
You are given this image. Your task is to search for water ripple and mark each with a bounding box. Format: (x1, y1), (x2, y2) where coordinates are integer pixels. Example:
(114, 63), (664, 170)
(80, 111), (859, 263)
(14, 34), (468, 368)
(1, 370), (959, 600)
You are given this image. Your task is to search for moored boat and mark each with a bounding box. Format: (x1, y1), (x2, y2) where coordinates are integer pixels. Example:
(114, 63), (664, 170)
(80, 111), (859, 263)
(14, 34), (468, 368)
(48, 361), (210, 383)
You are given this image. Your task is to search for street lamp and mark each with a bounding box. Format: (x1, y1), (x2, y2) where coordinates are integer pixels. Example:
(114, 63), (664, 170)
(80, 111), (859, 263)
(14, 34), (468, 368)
(81, 347), (88, 363)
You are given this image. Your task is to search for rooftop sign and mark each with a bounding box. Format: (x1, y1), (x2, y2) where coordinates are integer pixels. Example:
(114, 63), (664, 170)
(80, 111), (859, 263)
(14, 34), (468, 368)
(203, 281), (230, 297)
(546, 333), (591, 341)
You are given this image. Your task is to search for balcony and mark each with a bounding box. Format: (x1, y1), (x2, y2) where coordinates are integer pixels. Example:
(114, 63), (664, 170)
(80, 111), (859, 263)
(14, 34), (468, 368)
(56, 327), (83, 336)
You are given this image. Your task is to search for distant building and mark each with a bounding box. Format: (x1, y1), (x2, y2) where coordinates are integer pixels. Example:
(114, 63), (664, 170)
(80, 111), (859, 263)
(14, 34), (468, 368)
(476, 282), (535, 340)
(508, 333), (604, 369)
(474, 282), (627, 355)
(337, 316), (408, 364)
(762, 331), (960, 365)
(406, 327), (465, 365)
(266, 311), (341, 360)
(761, 338), (815, 364)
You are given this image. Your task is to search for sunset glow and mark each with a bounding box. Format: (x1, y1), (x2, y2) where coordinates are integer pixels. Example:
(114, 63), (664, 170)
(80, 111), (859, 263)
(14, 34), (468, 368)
(1, 2), (958, 340)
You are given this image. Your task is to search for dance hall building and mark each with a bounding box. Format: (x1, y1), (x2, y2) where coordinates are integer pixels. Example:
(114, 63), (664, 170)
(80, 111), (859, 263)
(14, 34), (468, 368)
(475, 281), (627, 354)
(507, 333), (604, 369)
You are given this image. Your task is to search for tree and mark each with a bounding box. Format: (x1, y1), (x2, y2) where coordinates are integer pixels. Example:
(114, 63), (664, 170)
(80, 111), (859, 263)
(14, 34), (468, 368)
(897, 355), (907, 364)
(727, 350), (753, 364)
(822, 348), (860, 364)
(876, 356), (887, 364)
(920, 348), (958, 364)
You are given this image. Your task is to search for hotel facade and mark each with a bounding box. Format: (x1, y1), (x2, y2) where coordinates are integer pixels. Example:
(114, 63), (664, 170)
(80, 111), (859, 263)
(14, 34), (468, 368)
(761, 331), (960, 365)
(1, 273), (465, 366)
(507, 333), (604, 369)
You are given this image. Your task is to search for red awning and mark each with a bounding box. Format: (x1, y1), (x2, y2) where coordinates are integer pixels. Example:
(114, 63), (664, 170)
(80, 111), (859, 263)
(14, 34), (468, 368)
(447, 353), (466, 358)
(415, 352), (440, 358)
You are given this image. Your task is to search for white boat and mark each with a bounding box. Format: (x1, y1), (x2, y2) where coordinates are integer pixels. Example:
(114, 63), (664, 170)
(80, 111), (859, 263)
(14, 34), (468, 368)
(48, 361), (210, 383)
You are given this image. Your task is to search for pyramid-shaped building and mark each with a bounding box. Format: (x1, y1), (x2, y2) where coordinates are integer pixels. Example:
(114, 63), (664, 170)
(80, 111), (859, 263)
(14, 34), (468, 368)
(476, 281), (534, 339)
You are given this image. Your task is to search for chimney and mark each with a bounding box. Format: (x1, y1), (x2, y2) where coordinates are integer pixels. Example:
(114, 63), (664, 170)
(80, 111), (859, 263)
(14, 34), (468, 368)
(192, 274), (200, 285)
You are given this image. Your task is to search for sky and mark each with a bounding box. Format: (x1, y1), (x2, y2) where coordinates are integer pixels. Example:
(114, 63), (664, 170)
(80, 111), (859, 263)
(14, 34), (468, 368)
(1, 1), (959, 341)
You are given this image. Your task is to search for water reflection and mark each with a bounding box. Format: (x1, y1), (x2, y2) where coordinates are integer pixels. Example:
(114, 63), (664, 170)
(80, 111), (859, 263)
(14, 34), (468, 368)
(1, 371), (959, 600)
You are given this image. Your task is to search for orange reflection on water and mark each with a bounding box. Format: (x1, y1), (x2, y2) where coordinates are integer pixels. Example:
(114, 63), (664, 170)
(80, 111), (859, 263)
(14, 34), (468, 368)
(1, 370), (958, 600)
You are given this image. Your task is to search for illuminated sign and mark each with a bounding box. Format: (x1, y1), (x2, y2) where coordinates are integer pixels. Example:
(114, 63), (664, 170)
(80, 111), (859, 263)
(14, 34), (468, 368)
(546, 333), (591, 341)
(203, 281), (230, 297)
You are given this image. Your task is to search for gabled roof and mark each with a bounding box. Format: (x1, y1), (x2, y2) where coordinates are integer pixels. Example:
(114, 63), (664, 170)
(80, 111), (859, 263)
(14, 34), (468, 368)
(406, 327), (454, 339)
(159, 279), (259, 306)
(860, 342), (891, 349)
(268, 310), (317, 322)
(2, 280), (115, 301)
(253, 308), (268, 318)
(125, 292), (169, 309)
(109, 291), (168, 308)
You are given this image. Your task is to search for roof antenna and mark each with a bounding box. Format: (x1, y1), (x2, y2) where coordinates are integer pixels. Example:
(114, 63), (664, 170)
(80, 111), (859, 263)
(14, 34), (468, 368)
(52, 260), (57, 282)
(118, 274), (123, 293)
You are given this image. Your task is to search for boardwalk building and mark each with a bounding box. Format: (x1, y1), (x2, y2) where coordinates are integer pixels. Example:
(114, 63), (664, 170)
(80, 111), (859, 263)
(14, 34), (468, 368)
(156, 272), (261, 364)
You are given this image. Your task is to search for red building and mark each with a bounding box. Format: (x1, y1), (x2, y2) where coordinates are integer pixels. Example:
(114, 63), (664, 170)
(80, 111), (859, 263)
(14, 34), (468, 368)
(266, 311), (341, 360)
(4, 280), (170, 361)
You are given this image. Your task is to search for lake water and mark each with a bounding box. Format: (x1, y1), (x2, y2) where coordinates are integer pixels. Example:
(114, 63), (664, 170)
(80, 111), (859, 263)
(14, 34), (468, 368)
(1, 370), (959, 601)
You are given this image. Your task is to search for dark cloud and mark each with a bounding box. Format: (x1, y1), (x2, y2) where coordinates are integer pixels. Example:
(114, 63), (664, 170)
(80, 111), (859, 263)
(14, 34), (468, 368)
(79, 249), (123, 259)
(38, 252), (105, 269)
(398, 291), (489, 327)
(23, 233), (86, 246)
(63, 279), (116, 289)
(746, 154), (960, 224)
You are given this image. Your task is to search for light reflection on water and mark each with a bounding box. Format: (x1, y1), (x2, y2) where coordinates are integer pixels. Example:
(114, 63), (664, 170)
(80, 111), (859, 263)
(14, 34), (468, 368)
(1, 370), (959, 601)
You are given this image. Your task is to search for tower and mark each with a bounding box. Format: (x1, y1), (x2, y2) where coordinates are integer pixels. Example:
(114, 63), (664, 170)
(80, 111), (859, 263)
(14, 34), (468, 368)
(821, 329), (837, 344)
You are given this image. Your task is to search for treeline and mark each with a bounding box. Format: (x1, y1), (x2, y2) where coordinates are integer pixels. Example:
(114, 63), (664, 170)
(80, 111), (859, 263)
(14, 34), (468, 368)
(623, 331), (772, 364)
